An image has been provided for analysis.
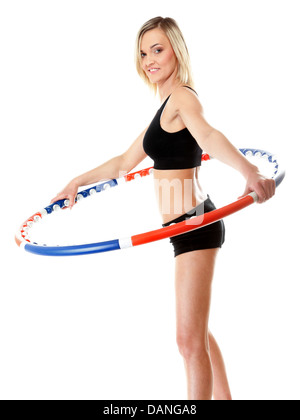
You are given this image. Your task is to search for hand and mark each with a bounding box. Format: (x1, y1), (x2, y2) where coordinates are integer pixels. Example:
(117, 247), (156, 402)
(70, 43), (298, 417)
(239, 169), (276, 204)
(50, 180), (79, 209)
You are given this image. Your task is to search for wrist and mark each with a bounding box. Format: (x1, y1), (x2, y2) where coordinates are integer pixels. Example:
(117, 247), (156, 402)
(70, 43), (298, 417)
(71, 177), (81, 188)
(241, 163), (259, 180)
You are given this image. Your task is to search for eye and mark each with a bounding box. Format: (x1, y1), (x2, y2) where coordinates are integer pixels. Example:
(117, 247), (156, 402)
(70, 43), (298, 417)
(155, 48), (162, 54)
(141, 52), (146, 58)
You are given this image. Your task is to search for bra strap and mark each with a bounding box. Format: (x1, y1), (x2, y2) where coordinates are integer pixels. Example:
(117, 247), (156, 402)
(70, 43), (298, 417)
(183, 85), (198, 96)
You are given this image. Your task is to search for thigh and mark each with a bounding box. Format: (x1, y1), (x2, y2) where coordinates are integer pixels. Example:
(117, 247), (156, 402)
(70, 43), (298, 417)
(175, 248), (219, 344)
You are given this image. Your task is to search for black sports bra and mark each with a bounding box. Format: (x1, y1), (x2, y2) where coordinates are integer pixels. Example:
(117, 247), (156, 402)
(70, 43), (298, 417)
(143, 86), (203, 170)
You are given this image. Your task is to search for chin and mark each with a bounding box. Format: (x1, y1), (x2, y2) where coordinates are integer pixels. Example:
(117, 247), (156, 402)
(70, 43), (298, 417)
(149, 75), (165, 85)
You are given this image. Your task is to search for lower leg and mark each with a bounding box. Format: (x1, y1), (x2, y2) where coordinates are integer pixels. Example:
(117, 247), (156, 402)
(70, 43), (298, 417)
(208, 331), (232, 400)
(183, 348), (214, 400)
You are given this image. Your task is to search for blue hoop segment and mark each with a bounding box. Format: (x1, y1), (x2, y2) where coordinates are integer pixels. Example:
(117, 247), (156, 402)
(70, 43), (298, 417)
(15, 148), (285, 256)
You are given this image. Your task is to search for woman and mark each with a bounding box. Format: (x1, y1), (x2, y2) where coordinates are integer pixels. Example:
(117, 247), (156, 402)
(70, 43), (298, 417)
(51, 17), (275, 400)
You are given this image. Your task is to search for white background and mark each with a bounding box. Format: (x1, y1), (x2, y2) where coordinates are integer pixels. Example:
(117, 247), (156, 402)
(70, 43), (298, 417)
(0, 0), (299, 400)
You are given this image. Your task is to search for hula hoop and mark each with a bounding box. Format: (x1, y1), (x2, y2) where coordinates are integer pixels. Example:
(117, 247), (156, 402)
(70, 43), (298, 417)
(15, 148), (285, 256)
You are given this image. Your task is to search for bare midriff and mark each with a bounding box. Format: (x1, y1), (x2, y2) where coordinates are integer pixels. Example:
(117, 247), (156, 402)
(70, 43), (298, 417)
(153, 166), (207, 224)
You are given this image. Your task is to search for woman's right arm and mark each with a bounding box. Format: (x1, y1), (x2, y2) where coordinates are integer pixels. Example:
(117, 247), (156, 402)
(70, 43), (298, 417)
(50, 126), (149, 208)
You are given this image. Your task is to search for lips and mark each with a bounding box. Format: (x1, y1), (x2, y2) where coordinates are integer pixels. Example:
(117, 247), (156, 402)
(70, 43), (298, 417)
(148, 68), (160, 73)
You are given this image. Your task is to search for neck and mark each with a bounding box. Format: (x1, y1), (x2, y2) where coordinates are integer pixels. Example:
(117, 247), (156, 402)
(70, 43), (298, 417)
(157, 70), (182, 103)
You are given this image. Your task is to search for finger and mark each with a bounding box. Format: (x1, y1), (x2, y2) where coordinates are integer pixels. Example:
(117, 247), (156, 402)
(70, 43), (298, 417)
(264, 185), (272, 201)
(50, 196), (63, 204)
(68, 198), (74, 209)
(50, 193), (67, 204)
(269, 179), (276, 198)
(264, 179), (276, 201)
(238, 187), (251, 200)
(67, 194), (77, 209)
(254, 184), (267, 204)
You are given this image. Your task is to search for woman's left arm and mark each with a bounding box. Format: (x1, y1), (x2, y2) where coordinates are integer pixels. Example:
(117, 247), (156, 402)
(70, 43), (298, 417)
(176, 89), (276, 203)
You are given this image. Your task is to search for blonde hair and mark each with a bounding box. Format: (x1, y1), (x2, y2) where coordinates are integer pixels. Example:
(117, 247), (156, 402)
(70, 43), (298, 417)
(135, 17), (194, 94)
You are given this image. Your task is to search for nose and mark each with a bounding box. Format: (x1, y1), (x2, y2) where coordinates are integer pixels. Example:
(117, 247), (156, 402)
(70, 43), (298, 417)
(145, 55), (155, 68)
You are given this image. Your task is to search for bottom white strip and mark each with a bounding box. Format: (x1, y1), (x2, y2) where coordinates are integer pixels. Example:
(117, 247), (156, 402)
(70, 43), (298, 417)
(248, 191), (258, 202)
(119, 237), (133, 249)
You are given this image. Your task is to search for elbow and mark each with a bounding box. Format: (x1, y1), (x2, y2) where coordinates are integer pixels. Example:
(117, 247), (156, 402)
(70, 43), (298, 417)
(199, 128), (216, 152)
(118, 154), (133, 175)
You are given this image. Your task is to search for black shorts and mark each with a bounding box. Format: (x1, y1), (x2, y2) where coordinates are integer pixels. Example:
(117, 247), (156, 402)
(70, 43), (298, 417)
(162, 196), (225, 258)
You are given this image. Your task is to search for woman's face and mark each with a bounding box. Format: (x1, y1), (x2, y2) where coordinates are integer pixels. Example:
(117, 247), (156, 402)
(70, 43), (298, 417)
(140, 28), (178, 86)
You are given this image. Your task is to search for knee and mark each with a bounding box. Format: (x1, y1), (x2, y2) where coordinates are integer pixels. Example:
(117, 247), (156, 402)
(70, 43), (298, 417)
(176, 333), (210, 361)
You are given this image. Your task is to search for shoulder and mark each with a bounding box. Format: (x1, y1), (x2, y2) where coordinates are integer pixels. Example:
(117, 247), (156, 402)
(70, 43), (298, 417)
(170, 86), (204, 116)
